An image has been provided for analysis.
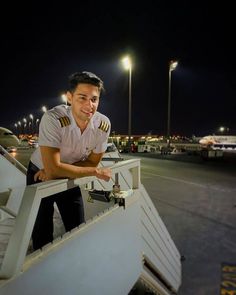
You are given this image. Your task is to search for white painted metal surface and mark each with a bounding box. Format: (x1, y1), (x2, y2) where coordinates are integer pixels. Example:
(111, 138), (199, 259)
(0, 151), (181, 294)
(0, 146), (26, 220)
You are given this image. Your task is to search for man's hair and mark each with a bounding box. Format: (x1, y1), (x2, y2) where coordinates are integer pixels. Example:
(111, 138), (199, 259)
(68, 71), (105, 93)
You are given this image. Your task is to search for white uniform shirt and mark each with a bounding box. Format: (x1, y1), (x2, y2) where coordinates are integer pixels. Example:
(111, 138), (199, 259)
(31, 105), (111, 169)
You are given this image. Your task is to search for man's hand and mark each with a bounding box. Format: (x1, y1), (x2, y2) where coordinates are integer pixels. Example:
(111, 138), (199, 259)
(34, 169), (49, 182)
(95, 167), (112, 182)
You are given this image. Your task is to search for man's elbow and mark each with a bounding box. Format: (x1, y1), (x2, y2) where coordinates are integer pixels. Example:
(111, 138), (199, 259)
(44, 165), (60, 179)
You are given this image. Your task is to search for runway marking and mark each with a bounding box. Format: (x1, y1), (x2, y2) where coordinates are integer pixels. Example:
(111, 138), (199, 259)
(220, 262), (236, 294)
(142, 171), (235, 193)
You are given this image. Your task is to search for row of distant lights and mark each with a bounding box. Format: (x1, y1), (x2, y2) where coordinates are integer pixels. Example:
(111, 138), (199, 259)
(15, 55), (168, 130)
(14, 56), (134, 129)
(14, 95), (67, 129)
(14, 57), (178, 131)
(14, 114), (39, 128)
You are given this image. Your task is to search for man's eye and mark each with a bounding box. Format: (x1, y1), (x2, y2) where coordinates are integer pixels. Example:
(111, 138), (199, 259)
(91, 98), (97, 103)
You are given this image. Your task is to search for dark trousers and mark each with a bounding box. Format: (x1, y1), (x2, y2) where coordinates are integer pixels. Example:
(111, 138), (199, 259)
(27, 161), (85, 250)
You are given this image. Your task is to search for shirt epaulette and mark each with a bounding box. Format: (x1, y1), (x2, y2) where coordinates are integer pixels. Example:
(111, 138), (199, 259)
(98, 120), (110, 133)
(58, 116), (71, 127)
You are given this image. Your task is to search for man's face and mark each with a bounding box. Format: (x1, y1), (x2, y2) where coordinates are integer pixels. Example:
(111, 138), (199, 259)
(67, 83), (100, 122)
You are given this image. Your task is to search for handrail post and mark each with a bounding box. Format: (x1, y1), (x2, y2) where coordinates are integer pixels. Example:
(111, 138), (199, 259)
(0, 186), (40, 278)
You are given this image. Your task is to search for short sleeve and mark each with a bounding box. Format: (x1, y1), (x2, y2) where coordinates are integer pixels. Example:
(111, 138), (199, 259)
(93, 118), (111, 154)
(38, 112), (62, 148)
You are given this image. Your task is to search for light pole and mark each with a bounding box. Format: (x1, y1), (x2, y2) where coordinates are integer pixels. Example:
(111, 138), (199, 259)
(61, 94), (67, 105)
(18, 121), (22, 136)
(29, 114), (34, 135)
(23, 118), (27, 134)
(14, 123), (18, 135)
(167, 60), (178, 146)
(36, 118), (40, 134)
(122, 55), (132, 152)
(28, 121), (32, 134)
(41, 106), (47, 113)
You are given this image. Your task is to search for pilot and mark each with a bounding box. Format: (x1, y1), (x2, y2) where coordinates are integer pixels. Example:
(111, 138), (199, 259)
(27, 71), (112, 250)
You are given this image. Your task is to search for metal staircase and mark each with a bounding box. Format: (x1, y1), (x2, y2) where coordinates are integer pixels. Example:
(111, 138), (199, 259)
(0, 146), (181, 294)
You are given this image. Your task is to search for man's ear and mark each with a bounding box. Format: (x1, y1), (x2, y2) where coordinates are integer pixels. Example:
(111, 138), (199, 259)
(66, 91), (72, 104)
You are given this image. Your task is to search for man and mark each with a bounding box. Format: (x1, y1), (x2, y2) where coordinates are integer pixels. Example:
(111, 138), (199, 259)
(27, 71), (112, 250)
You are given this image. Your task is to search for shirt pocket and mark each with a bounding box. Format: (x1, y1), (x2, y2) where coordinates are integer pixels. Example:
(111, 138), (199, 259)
(81, 145), (95, 160)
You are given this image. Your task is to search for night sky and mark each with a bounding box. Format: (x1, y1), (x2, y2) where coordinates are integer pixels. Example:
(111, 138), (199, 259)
(1, 1), (235, 137)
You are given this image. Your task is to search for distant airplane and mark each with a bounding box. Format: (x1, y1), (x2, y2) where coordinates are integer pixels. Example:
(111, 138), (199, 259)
(0, 127), (19, 148)
(199, 135), (236, 150)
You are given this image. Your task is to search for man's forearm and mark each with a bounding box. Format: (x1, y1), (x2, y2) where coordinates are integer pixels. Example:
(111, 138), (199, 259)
(73, 159), (98, 167)
(73, 152), (104, 168)
(46, 162), (98, 179)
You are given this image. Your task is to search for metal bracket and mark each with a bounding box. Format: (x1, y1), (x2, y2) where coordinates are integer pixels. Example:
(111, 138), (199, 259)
(88, 189), (133, 208)
(87, 171), (134, 207)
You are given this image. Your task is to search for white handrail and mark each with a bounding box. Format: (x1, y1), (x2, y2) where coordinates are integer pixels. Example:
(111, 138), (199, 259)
(0, 145), (27, 175)
(0, 159), (141, 278)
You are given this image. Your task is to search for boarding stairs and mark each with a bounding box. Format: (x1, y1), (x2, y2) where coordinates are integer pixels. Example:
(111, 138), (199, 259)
(0, 146), (181, 294)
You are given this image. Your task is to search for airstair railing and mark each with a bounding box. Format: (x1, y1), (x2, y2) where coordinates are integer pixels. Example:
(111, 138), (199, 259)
(0, 145), (27, 175)
(0, 158), (140, 279)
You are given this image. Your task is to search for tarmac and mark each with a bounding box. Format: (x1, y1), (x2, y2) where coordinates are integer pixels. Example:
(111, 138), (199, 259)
(125, 152), (236, 295)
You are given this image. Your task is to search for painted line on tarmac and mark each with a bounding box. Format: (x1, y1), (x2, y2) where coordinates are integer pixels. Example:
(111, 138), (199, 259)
(220, 262), (236, 294)
(142, 171), (234, 193)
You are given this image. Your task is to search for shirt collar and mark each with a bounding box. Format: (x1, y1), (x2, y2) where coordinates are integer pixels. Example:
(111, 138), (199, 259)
(67, 107), (77, 130)
(68, 107), (96, 131)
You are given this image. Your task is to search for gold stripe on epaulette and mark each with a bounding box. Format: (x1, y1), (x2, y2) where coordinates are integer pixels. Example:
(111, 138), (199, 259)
(98, 120), (109, 133)
(58, 116), (71, 127)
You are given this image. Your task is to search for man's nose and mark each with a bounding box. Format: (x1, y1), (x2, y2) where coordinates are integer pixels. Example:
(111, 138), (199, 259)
(87, 99), (94, 108)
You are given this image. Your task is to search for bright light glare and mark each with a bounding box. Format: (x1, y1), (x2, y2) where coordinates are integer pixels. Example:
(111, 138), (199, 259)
(122, 56), (132, 70)
(42, 106), (47, 113)
(170, 60), (178, 71)
(61, 94), (67, 104)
